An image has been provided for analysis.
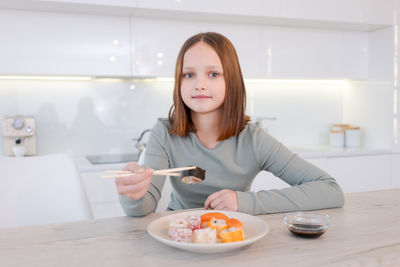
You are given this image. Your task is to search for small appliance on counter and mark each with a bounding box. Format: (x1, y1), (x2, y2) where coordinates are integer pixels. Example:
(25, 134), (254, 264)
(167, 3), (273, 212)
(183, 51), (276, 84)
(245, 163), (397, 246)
(1, 116), (37, 157)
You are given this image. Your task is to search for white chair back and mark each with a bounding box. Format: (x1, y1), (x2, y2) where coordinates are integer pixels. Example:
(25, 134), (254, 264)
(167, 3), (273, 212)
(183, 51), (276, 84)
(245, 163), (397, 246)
(0, 153), (93, 229)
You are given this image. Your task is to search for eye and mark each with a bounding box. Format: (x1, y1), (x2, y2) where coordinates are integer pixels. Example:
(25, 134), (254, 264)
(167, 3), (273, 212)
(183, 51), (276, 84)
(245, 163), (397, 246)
(183, 73), (194, 79)
(209, 72), (219, 78)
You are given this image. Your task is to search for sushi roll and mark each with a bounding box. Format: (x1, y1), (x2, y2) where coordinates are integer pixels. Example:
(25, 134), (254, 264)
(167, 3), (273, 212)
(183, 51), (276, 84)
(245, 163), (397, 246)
(219, 227), (245, 243)
(168, 217), (188, 237)
(186, 215), (201, 230)
(200, 212), (228, 228)
(170, 227), (193, 243)
(207, 218), (228, 237)
(227, 218), (243, 229)
(192, 228), (217, 244)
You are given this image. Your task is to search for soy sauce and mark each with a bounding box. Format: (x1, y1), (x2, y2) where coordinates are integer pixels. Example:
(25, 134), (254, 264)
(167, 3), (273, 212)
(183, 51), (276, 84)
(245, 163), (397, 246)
(288, 223), (326, 238)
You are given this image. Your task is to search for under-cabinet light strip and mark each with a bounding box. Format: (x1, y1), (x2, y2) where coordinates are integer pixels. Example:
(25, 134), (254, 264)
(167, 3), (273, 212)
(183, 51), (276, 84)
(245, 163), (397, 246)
(0, 75), (92, 81)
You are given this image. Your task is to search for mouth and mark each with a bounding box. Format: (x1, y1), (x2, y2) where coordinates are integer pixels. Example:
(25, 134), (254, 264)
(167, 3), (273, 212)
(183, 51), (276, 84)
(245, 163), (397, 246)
(192, 95), (211, 99)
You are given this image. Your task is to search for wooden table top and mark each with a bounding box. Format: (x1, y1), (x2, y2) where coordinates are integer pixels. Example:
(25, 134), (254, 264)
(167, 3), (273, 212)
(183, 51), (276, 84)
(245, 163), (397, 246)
(1, 189), (399, 267)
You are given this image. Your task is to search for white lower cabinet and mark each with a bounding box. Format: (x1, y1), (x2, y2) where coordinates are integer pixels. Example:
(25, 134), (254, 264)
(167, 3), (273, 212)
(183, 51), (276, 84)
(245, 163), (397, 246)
(250, 158), (328, 191)
(250, 155), (393, 194)
(326, 154), (392, 193)
(80, 171), (125, 219)
(80, 170), (172, 217)
(392, 154), (400, 188)
(90, 202), (125, 219)
(81, 154), (394, 218)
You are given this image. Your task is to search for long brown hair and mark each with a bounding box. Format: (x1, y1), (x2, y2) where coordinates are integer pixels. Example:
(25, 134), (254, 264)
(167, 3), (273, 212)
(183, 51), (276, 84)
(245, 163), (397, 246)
(168, 32), (250, 141)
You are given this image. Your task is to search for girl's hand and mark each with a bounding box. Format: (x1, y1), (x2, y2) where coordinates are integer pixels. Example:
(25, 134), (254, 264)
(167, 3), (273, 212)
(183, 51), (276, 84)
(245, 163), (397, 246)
(114, 161), (154, 200)
(204, 189), (238, 212)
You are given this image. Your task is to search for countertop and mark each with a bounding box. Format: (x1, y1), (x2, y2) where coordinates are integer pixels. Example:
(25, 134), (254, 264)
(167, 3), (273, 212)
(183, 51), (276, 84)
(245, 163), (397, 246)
(1, 189), (399, 267)
(75, 146), (392, 172)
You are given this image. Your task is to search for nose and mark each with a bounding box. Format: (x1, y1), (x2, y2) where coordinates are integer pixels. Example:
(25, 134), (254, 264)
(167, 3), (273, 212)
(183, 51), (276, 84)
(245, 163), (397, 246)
(194, 75), (206, 90)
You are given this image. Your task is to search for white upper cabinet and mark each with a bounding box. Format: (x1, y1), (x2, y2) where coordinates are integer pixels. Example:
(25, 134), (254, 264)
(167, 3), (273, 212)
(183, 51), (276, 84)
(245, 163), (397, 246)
(138, 0), (393, 26)
(360, 0), (393, 25)
(261, 26), (368, 79)
(132, 18), (263, 78)
(281, 0), (393, 25)
(42, 0), (138, 6)
(131, 18), (197, 77)
(136, 0), (393, 30)
(281, 0), (362, 24)
(0, 10), (131, 76)
(137, 0), (280, 17)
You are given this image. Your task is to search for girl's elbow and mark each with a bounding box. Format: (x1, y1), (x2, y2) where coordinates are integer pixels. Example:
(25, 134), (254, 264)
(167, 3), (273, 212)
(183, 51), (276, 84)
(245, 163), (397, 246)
(336, 187), (345, 208)
(330, 181), (345, 208)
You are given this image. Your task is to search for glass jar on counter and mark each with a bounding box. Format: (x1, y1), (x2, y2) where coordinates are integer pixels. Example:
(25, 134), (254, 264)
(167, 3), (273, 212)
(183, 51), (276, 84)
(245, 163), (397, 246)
(332, 124), (350, 131)
(344, 126), (361, 147)
(329, 129), (345, 147)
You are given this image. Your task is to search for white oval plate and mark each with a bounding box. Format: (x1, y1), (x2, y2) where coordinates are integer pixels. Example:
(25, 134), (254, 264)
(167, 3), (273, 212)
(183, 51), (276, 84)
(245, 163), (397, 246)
(147, 210), (269, 253)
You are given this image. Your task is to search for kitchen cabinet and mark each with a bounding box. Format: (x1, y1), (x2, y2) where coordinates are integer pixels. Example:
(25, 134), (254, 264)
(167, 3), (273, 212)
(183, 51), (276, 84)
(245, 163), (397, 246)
(41, 0), (138, 7)
(360, 0), (394, 25)
(80, 169), (172, 217)
(80, 154), (394, 219)
(393, 154), (400, 188)
(260, 26), (368, 79)
(138, 0), (392, 27)
(251, 154), (394, 194)
(250, 171), (289, 192)
(0, 10), (131, 76)
(250, 158), (327, 191)
(0, 8), (390, 79)
(80, 171), (125, 219)
(281, 0), (361, 24)
(131, 18), (263, 78)
(326, 154), (392, 193)
(131, 18), (198, 77)
(281, 0), (393, 25)
(137, 0), (280, 17)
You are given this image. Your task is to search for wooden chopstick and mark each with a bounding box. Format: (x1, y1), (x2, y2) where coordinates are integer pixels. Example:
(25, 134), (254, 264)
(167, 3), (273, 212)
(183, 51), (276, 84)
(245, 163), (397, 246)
(105, 170), (181, 176)
(155, 166), (196, 173)
(106, 166), (195, 175)
(100, 166), (197, 179)
(101, 172), (181, 178)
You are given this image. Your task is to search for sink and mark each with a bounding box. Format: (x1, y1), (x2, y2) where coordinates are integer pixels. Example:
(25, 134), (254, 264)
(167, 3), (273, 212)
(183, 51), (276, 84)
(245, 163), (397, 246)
(86, 153), (140, 165)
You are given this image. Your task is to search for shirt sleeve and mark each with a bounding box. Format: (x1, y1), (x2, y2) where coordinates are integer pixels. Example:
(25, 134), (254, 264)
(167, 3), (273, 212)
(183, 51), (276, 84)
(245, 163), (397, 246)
(236, 127), (345, 215)
(118, 120), (170, 217)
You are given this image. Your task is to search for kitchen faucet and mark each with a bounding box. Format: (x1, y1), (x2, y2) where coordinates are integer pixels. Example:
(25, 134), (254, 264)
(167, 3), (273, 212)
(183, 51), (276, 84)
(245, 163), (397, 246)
(132, 129), (151, 157)
(255, 117), (276, 133)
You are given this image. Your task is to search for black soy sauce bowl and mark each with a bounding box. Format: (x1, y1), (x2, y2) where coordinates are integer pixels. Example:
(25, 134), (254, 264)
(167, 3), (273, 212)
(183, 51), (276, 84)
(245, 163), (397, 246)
(283, 212), (330, 238)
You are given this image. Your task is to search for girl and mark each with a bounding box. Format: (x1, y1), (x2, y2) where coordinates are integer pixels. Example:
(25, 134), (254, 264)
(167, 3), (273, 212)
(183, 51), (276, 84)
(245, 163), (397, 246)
(116, 32), (344, 216)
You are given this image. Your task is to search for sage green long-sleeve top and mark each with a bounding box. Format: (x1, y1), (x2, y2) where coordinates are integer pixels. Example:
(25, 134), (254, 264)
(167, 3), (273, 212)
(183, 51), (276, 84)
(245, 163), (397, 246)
(119, 118), (344, 216)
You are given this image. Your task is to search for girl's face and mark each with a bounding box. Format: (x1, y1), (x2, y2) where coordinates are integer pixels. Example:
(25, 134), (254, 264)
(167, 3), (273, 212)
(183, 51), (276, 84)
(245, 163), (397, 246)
(180, 42), (226, 117)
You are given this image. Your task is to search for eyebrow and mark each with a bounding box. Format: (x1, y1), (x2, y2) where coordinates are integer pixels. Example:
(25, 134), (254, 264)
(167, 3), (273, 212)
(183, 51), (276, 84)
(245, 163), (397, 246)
(182, 65), (222, 70)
